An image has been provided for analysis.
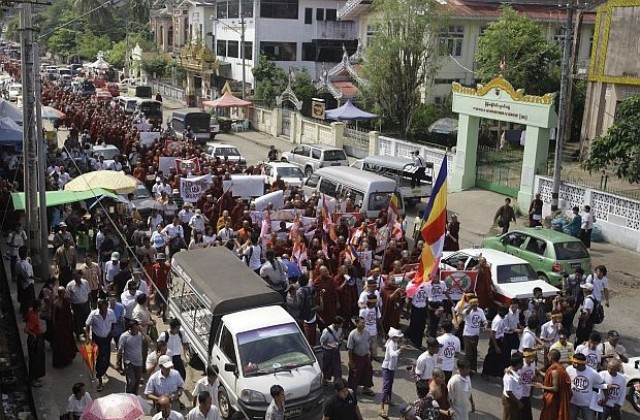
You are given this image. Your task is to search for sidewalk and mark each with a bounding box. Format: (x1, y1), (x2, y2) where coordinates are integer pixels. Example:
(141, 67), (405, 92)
(230, 129), (294, 154)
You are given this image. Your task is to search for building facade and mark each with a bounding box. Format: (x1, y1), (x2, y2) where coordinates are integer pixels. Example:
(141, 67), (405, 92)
(339, 0), (595, 104)
(581, 0), (640, 154)
(211, 0), (358, 89)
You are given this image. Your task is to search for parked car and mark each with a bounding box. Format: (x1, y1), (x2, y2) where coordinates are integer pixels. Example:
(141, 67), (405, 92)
(481, 227), (591, 287)
(80, 80), (96, 96)
(7, 83), (22, 102)
(262, 162), (304, 188)
(281, 144), (348, 177)
(440, 248), (559, 305)
(204, 143), (247, 167)
(624, 356), (640, 412)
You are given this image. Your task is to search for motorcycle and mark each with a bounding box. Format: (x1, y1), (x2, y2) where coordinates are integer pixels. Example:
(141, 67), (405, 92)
(623, 356), (640, 412)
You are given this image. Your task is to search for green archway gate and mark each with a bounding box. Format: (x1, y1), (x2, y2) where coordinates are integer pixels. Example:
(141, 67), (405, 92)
(450, 77), (558, 211)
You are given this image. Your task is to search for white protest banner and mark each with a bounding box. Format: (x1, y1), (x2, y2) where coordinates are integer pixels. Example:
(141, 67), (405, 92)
(140, 131), (160, 147)
(180, 174), (212, 202)
(359, 250), (373, 272)
(254, 190), (284, 211)
(223, 175), (265, 197)
(301, 216), (316, 227)
(159, 157), (177, 176)
(134, 122), (152, 132)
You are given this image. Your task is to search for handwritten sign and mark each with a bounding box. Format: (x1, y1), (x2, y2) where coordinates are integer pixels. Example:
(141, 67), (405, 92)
(180, 174), (212, 202)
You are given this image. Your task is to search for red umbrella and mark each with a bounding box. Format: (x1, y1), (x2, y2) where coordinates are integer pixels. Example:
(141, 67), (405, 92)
(81, 393), (145, 420)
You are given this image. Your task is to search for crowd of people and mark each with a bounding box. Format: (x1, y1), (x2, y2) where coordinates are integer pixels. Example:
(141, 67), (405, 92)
(5, 76), (631, 420)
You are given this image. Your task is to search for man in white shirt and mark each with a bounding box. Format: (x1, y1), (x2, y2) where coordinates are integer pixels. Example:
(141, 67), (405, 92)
(585, 265), (609, 307)
(189, 209), (207, 235)
(411, 150), (426, 188)
(66, 382), (92, 419)
(163, 217), (186, 256)
(575, 283), (596, 345)
(157, 318), (190, 381)
(191, 365), (220, 408)
(519, 317), (541, 352)
(598, 359), (627, 420)
(580, 205), (594, 249)
(357, 278), (382, 310)
(178, 203), (194, 244)
(6, 223), (27, 282)
(358, 294), (381, 360)
(517, 349), (538, 420)
(57, 166), (71, 189)
(425, 276), (450, 338)
(151, 395), (184, 420)
(436, 321), (461, 382)
(152, 177), (165, 199)
(121, 281), (143, 321)
(502, 355), (524, 418)
(566, 353), (603, 420)
(462, 297), (487, 373)
(103, 252), (121, 291)
(67, 270), (92, 339)
(85, 300), (116, 391)
(597, 330), (629, 369)
(575, 331), (604, 371)
(148, 209), (164, 232)
(145, 356), (185, 411)
(187, 391), (220, 420)
(414, 337), (442, 382)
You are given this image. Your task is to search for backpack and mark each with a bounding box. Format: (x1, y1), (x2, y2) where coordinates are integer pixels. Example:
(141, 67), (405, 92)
(297, 286), (317, 322)
(163, 330), (184, 343)
(586, 295), (605, 324)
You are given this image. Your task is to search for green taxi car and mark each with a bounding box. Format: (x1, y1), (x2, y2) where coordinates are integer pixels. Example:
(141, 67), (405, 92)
(481, 227), (591, 287)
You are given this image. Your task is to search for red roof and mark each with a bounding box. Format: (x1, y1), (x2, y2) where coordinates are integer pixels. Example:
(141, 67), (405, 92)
(202, 92), (252, 108)
(332, 81), (359, 97)
(446, 0), (596, 23)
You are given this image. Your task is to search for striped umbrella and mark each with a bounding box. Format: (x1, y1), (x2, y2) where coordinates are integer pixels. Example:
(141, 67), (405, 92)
(41, 105), (66, 120)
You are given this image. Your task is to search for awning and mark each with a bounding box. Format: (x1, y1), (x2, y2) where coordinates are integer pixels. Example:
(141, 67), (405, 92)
(202, 92), (252, 108)
(11, 188), (118, 211)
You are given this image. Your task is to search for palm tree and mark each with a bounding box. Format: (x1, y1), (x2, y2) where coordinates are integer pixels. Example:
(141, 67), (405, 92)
(73, 0), (114, 27)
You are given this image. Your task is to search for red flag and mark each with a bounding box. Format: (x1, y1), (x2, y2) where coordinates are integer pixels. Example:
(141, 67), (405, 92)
(175, 158), (200, 175)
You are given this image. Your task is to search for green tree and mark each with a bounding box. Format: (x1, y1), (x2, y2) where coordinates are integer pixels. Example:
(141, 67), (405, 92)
(73, 0), (114, 27)
(77, 31), (112, 61)
(360, 0), (443, 136)
(46, 29), (77, 60)
(291, 70), (318, 116)
(583, 95), (640, 184)
(252, 54), (287, 107)
(141, 56), (171, 78)
(476, 5), (561, 95)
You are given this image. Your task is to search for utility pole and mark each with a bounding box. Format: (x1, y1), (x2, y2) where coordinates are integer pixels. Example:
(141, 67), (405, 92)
(239, 4), (246, 99)
(34, 43), (49, 280)
(20, 1), (45, 276)
(551, 0), (575, 211)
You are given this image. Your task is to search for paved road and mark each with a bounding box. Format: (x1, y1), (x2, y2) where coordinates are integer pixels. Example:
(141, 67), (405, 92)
(22, 106), (640, 419)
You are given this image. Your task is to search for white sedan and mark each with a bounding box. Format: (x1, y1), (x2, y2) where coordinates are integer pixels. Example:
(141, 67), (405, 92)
(440, 248), (559, 305)
(262, 162), (304, 188)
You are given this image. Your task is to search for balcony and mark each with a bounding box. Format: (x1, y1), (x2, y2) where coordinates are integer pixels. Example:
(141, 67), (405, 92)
(337, 0), (372, 21)
(315, 21), (358, 40)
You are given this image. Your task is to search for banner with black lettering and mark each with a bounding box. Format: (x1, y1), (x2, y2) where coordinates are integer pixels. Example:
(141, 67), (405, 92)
(180, 174), (212, 202)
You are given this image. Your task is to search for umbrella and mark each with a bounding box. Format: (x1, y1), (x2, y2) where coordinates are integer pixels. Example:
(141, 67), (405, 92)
(325, 100), (378, 121)
(64, 170), (138, 194)
(135, 198), (164, 212)
(428, 117), (458, 134)
(0, 98), (22, 123)
(0, 117), (22, 145)
(42, 105), (66, 120)
(81, 393), (145, 420)
(202, 92), (252, 108)
(79, 341), (97, 381)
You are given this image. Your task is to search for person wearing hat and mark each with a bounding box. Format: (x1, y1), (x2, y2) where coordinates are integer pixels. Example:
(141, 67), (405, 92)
(157, 318), (190, 382)
(566, 352), (603, 420)
(518, 349), (539, 420)
(415, 337), (443, 383)
(540, 310), (563, 365)
(534, 348), (572, 420)
(53, 221), (74, 250)
(103, 251), (121, 291)
(178, 202), (194, 244)
(145, 356), (185, 412)
(189, 208), (208, 236)
(379, 327), (406, 418)
(502, 354), (525, 420)
(597, 330), (629, 369)
(575, 282), (596, 345)
(84, 299), (117, 391)
(461, 296), (487, 373)
(359, 293), (382, 361)
(117, 319), (147, 394)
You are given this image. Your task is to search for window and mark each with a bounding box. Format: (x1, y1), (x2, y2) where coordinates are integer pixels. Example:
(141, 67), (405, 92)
(260, 41), (297, 61)
(368, 192), (392, 211)
(244, 41), (253, 60)
(311, 148), (321, 160)
(217, 2), (228, 18)
(316, 8), (324, 20)
(319, 179), (337, 196)
(504, 232), (528, 248)
(496, 264), (538, 284)
(228, 0), (239, 18)
(302, 42), (315, 61)
(216, 40), (227, 56)
(440, 25), (464, 57)
(305, 173), (320, 188)
(227, 40), (239, 58)
(260, 0), (298, 19)
(305, 8), (312, 24)
(293, 145), (309, 156)
(443, 252), (470, 269)
(219, 326), (237, 364)
(365, 25), (376, 47)
(554, 242), (589, 260)
(525, 238), (547, 256)
(326, 8), (337, 21)
(322, 149), (347, 161)
(241, 0), (253, 17)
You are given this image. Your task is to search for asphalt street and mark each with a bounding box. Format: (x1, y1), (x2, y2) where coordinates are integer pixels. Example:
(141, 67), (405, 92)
(22, 106), (639, 420)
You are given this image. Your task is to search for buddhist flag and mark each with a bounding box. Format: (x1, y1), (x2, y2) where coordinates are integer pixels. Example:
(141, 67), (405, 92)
(345, 243), (359, 263)
(412, 156), (448, 290)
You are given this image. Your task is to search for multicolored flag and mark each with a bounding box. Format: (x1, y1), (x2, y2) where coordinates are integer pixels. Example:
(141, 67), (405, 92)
(412, 156), (448, 289)
(345, 243), (359, 263)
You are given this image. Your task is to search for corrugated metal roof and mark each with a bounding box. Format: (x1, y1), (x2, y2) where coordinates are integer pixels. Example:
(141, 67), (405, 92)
(446, 0), (596, 23)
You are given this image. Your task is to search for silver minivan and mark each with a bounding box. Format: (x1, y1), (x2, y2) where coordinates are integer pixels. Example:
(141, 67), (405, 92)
(281, 144), (348, 177)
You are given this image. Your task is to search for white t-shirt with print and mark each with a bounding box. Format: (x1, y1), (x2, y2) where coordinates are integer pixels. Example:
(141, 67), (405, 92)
(567, 365), (604, 407)
(436, 333), (461, 372)
(462, 308), (486, 337)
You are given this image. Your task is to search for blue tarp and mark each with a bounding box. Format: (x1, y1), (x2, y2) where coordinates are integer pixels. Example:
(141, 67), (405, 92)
(0, 117), (22, 146)
(325, 100), (378, 121)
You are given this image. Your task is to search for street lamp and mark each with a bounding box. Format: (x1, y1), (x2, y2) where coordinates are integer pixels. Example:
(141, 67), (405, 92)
(210, 9), (246, 99)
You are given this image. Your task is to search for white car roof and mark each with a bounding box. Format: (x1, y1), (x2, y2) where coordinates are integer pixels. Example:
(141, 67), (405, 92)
(222, 306), (296, 334)
(265, 162), (300, 169)
(444, 248), (530, 265)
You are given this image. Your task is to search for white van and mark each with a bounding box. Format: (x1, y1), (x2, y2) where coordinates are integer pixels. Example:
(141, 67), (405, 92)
(302, 166), (404, 218)
(351, 155), (433, 207)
